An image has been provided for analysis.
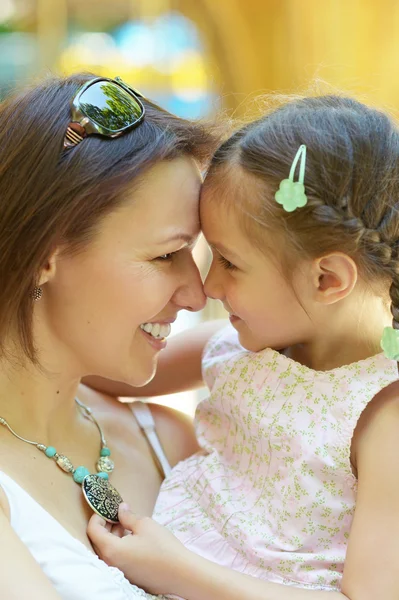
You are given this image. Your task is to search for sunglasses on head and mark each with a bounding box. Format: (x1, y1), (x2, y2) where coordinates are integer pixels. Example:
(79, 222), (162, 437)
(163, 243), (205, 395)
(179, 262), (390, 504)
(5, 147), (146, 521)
(63, 76), (145, 150)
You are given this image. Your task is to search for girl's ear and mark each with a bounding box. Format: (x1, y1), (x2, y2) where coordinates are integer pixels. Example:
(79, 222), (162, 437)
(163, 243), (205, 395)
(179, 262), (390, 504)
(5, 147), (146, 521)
(311, 252), (358, 305)
(37, 248), (60, 287)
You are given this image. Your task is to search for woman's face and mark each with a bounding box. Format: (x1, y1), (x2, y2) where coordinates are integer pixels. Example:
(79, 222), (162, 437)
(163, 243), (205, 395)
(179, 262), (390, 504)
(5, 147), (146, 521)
(40, 157), (205, 386)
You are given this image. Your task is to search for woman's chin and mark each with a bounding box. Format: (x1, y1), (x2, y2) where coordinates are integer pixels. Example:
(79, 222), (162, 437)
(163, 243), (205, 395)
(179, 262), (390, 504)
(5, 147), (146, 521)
(127, 358), (159, 388)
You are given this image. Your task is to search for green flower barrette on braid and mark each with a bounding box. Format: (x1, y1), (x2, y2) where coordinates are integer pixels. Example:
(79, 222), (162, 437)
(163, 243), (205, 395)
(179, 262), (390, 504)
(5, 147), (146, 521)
(275, 144), (308, 212)
(381, 326), (399, 361)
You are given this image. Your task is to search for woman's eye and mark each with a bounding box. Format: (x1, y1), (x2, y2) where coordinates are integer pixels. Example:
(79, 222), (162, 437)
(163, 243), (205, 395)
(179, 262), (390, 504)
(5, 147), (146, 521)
(155, 252), (176, 261)
(217, 255), (237, 271)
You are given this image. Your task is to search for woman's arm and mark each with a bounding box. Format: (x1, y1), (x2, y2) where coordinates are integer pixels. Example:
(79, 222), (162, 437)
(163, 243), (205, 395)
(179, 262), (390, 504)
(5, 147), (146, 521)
(82, 319), (227, 397)
(0, 502), (62, 600)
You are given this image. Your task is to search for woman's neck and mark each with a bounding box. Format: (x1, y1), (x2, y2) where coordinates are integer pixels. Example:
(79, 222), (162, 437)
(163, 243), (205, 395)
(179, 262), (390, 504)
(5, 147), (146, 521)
(287, 293), (391, 371)
(0, 352), (84, 448)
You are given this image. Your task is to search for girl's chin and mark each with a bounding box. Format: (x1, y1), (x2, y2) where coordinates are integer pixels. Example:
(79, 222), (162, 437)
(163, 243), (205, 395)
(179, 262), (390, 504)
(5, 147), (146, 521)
(236, 331), (267, 353)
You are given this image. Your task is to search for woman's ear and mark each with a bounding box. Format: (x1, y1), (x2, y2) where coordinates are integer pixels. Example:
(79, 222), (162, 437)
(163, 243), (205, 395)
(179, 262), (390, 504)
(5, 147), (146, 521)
(311, 253), (358, 305)
(37, 248), (60, 287)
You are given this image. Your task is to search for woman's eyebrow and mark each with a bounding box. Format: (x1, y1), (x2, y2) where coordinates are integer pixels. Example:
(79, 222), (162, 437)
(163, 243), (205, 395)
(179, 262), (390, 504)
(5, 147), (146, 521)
(157, 232), (197, 245)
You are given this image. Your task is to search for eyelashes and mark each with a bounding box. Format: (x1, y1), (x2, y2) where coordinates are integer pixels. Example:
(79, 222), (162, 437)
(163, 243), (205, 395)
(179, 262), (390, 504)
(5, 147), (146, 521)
(217, 255), (236, 270)
(155, 252), (178, 261)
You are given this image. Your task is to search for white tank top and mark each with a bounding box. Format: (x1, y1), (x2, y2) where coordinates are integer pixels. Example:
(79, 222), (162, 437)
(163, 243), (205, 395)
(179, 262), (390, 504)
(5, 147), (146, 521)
(0, 402), (171, 600)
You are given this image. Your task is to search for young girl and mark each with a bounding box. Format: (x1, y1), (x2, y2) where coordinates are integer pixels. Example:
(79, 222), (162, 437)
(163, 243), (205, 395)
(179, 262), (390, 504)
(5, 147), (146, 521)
(87, 95), (399, 600)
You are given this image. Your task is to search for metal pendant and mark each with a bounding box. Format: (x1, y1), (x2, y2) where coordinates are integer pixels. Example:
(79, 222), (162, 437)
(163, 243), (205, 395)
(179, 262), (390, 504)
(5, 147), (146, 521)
(82, 474), (123, 524)
(96, 456), (115, 473)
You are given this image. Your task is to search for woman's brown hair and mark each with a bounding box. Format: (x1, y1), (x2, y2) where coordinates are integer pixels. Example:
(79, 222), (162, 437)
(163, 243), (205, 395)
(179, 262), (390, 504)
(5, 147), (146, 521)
(0, 73), (216, 362)
(206, 95), (399, 338)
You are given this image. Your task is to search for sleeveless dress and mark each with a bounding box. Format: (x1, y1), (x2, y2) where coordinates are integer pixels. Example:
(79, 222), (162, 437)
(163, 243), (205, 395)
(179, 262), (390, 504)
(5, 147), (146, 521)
(154, 325), (398, 591)
(0, 402), (171, 600)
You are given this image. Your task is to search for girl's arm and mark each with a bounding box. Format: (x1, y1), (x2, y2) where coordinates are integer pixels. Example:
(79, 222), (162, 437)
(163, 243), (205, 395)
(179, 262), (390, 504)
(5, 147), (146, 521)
(88, 506), (347, 600)
(165, 552), (348, 600)
(0, 501), (62, 600)
(338, 383), (399, 600)
(82, 319), (227, 397)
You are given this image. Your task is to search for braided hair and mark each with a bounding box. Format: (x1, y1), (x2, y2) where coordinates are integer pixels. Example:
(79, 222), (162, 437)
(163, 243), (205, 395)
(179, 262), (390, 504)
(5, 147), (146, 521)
(207, 95), (399, 356)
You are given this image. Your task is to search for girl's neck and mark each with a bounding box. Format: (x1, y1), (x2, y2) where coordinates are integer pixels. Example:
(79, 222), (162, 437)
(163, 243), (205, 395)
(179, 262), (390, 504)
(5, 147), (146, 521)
(286, 294), (391, 371)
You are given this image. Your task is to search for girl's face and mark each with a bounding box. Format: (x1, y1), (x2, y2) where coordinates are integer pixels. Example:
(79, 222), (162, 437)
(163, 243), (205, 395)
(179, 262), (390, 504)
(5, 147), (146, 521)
(39, 157), (206, 385)
(200, 188), (313, 353)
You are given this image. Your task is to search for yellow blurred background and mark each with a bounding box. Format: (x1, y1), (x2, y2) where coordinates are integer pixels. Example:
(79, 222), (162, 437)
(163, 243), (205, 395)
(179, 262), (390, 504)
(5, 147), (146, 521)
(2, 0), (398, 413)
(3, 0), (399, 115)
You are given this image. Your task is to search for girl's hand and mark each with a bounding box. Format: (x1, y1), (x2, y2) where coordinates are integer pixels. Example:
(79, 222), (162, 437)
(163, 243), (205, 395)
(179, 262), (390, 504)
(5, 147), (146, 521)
(87, 503), (189, 595)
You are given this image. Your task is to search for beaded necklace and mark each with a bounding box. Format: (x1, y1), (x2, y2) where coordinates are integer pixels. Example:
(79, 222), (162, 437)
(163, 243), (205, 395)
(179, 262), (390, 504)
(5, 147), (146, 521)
(0, 397), (123, 523)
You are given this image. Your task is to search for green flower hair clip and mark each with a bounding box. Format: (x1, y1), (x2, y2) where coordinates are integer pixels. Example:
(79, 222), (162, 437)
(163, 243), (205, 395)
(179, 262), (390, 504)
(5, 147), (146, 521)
(275, 144), (308, 212)
(380, 326), (399, 360)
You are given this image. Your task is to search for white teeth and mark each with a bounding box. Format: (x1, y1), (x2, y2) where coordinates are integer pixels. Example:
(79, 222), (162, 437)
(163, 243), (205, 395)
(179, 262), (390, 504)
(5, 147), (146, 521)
(152, 323), (160, 337)
(140, 322), (172, 340)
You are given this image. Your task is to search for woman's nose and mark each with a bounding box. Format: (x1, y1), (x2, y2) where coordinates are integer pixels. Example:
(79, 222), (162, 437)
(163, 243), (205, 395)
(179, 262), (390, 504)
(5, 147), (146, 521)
(174, 258), (206, 312)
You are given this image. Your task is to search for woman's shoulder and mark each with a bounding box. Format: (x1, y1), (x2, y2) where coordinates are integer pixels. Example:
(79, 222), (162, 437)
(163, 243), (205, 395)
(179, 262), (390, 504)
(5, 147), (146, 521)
(0, 482), (10, 520)
(146, 402), (199, 467)
(78, 383), (198, 468)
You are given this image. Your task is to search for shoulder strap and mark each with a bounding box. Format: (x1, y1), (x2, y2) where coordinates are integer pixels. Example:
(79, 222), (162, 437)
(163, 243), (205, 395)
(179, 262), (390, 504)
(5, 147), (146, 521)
(129, 401), (172, 478)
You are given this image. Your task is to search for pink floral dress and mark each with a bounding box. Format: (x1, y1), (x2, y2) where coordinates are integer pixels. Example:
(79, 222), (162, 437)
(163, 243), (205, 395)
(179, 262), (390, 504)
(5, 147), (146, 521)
(154, 326), (397, 591)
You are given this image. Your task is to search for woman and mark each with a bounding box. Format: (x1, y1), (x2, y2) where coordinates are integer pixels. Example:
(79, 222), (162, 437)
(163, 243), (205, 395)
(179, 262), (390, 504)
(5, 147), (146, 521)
(0, 73), (217, 599)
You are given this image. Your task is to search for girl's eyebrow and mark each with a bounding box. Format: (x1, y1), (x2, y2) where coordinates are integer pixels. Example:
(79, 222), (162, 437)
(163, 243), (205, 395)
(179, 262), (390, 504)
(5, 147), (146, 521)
(209, 242), (240, 261)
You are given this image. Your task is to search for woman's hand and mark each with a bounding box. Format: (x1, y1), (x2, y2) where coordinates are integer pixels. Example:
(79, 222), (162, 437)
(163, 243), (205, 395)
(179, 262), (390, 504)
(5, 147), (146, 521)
(87, 503), (190, 595)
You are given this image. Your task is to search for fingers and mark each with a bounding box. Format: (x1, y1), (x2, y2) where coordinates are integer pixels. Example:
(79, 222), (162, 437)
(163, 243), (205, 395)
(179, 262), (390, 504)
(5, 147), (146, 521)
(105, 521), (112, 533)
(87, 513), (114, 548)
(118, 503), (139, 532)
(110, 522), (126, 538)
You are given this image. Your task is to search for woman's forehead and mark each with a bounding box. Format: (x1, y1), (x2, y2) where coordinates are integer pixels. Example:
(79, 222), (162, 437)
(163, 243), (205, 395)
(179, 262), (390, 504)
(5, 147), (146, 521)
(97, 158), (203, 245)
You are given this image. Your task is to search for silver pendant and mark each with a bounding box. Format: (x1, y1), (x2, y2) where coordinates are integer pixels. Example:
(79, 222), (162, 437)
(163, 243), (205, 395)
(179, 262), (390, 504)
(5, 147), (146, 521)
(82, 474), (123, 523)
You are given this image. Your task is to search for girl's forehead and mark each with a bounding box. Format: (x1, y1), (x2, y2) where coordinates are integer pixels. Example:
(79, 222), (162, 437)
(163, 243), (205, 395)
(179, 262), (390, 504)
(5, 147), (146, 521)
(200, 194), (246, 246)
(200, 191), (233, 228)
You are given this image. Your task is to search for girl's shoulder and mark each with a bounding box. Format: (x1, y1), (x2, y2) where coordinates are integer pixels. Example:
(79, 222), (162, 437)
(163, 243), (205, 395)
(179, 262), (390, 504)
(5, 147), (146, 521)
(202, 324), (244, 359)
(201, 324), (248, 389)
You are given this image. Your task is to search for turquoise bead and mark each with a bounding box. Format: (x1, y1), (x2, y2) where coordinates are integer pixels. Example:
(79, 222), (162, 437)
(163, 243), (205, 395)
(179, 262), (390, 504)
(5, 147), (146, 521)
(45, 446), (57, 458)
(97, 472), (109, 480)
(73, 466), (90, 484)
(100, 447), (111, 457)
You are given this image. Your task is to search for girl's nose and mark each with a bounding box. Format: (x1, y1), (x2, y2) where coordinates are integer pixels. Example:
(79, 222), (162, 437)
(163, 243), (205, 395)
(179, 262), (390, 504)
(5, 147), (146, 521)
(203, 264), (224, 301)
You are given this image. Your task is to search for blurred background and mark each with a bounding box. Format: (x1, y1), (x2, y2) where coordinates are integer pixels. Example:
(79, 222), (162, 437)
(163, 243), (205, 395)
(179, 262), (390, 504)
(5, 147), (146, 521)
(3, 0), (398, 414)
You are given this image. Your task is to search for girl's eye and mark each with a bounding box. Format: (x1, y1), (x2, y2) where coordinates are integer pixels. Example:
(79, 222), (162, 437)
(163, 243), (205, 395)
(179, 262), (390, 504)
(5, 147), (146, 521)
(217, 255), (237, 271)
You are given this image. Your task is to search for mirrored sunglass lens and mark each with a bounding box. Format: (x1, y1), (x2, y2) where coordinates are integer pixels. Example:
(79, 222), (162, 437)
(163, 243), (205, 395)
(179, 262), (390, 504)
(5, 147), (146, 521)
(79, 82), (142, 131)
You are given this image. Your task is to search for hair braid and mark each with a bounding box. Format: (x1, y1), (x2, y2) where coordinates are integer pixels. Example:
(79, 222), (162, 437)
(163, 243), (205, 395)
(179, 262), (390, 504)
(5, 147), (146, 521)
(208, 94), (399, 367)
